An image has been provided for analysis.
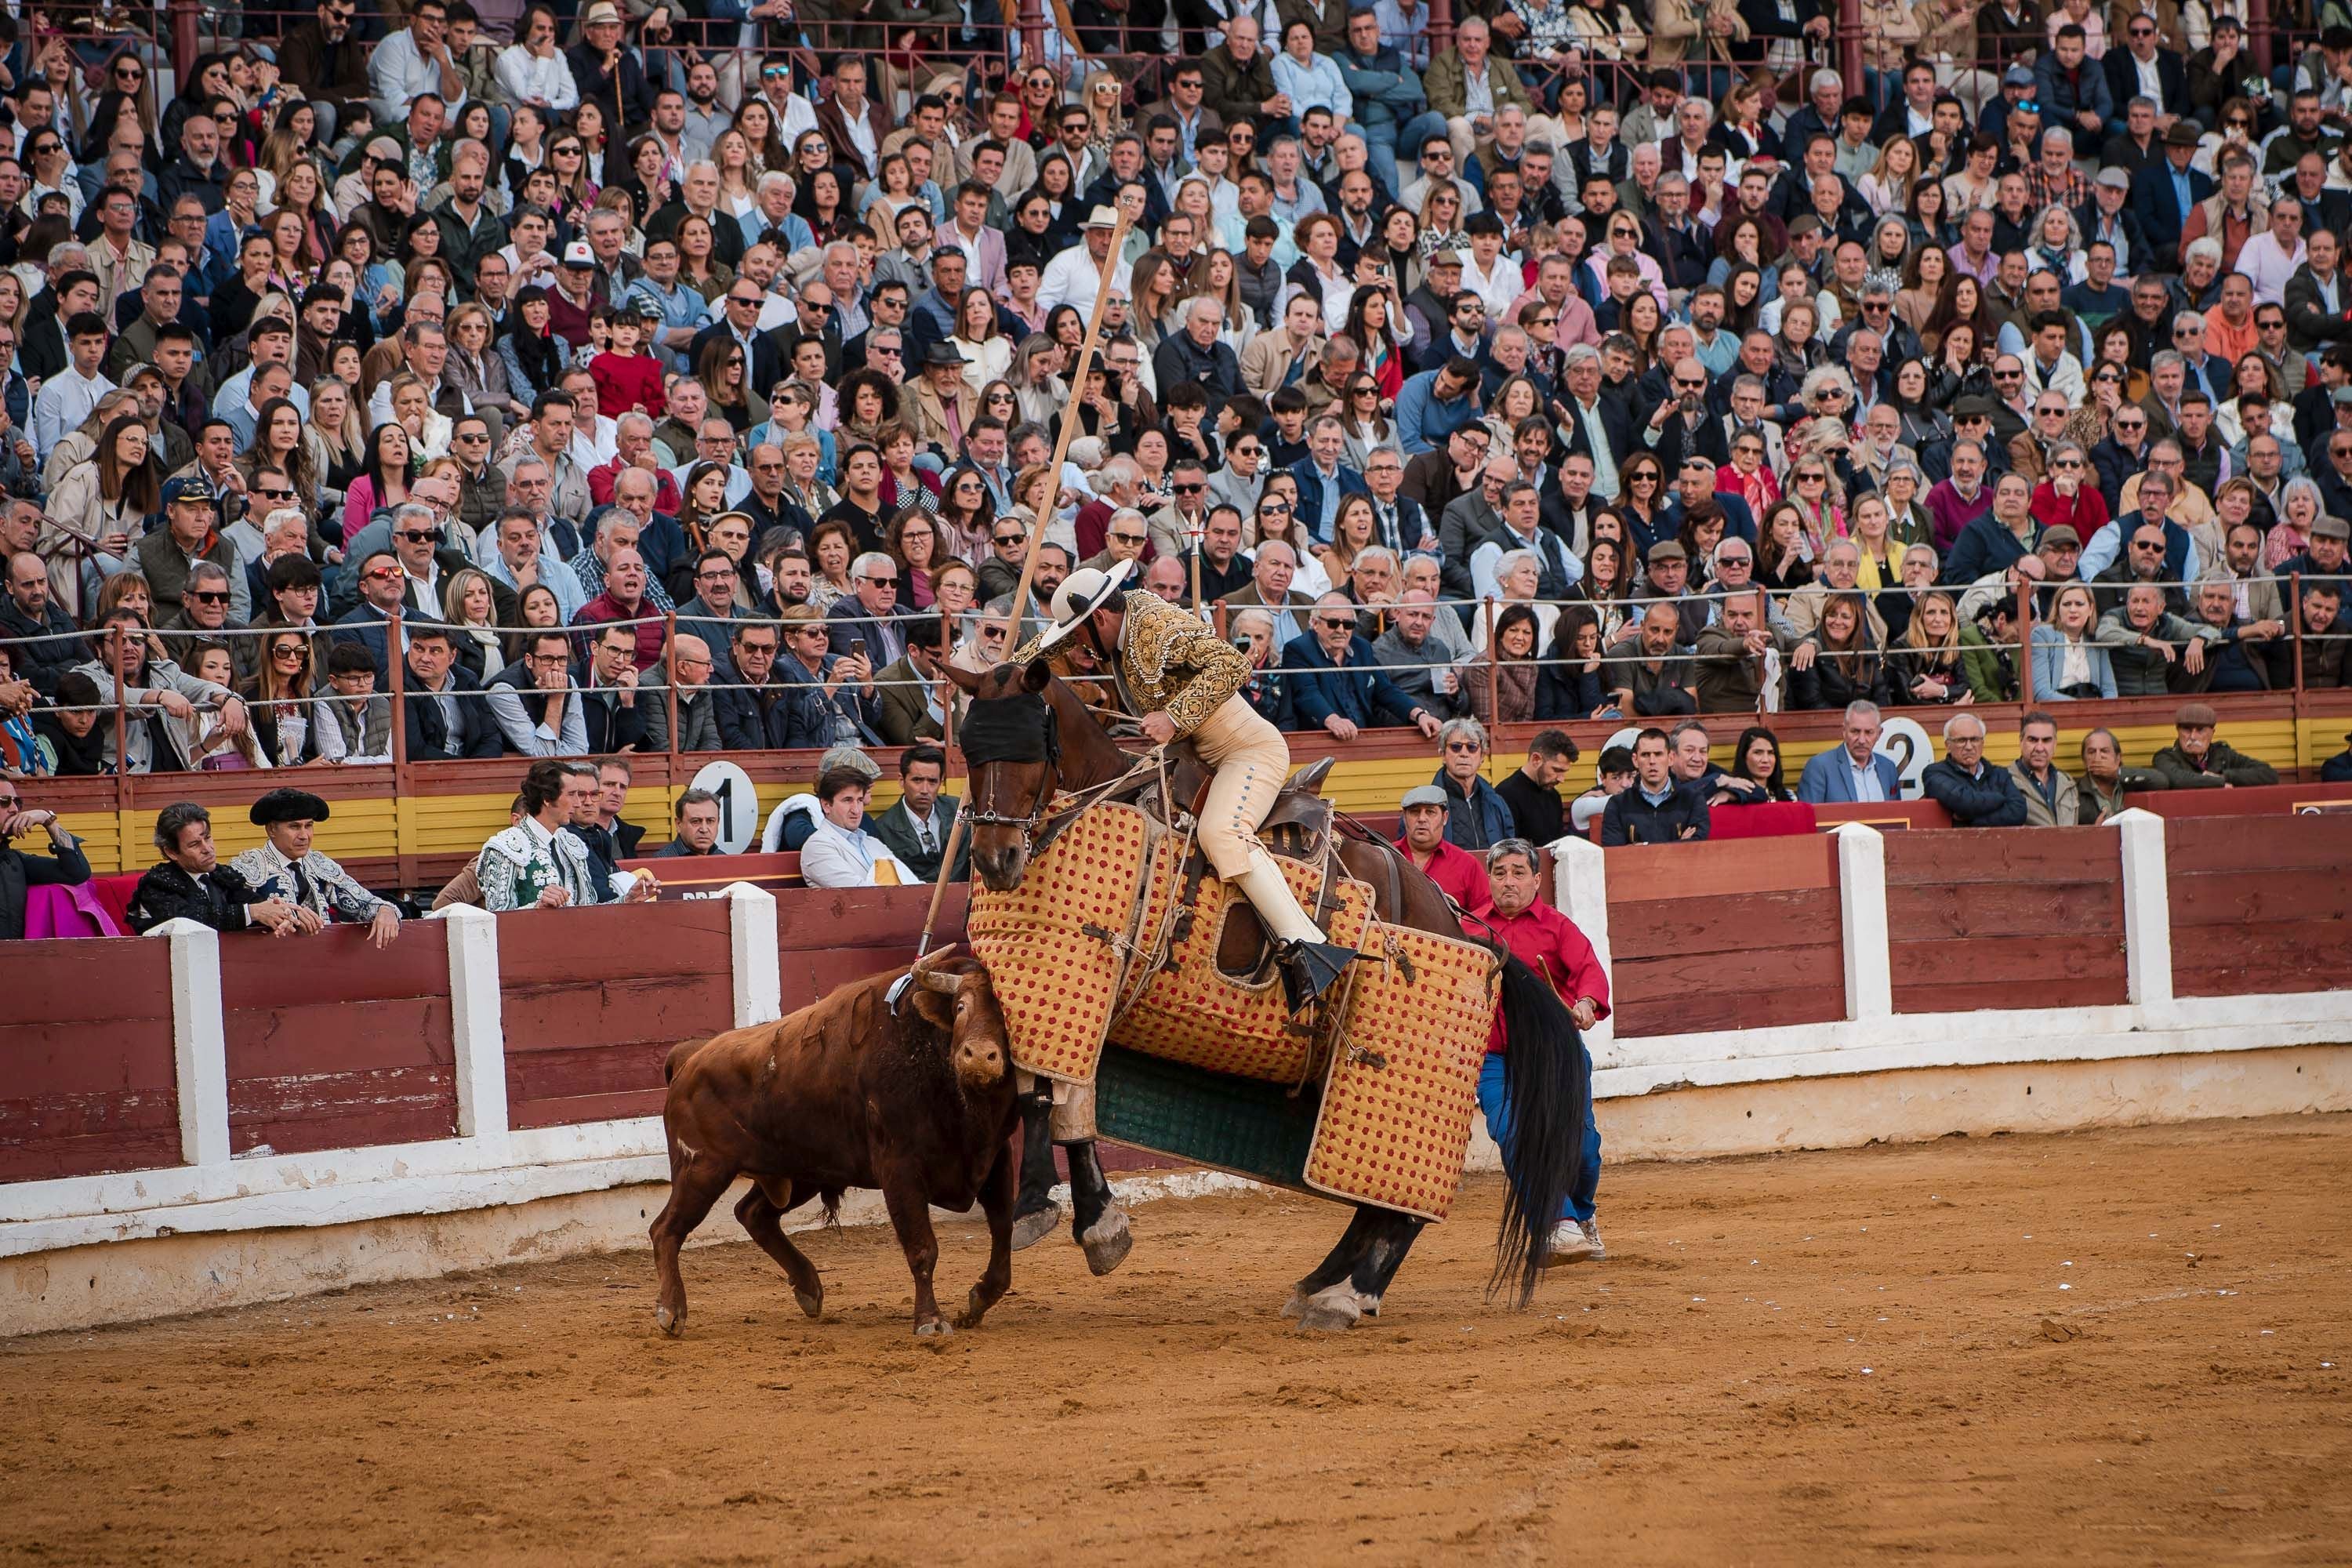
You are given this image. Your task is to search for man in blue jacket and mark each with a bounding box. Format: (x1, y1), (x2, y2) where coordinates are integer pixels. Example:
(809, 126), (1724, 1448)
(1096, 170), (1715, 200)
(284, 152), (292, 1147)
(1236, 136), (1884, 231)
(1432, 715), (1516, 851)
(2129, 123), (2214, 273)
(1601, 727), (1710, 844)
(1334, 7), (1446, 198)
(1283, 593), (1443, 739)
(1921, 711), (2029, 826)
(1796, 700), (1905, 804)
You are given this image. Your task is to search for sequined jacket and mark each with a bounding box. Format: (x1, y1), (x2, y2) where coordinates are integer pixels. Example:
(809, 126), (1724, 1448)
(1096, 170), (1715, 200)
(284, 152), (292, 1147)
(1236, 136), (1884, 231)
(1016, 592), (1250, 738)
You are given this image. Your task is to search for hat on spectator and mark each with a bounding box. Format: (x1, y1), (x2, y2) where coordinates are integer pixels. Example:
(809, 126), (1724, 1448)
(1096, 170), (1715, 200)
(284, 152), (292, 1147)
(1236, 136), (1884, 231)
(2095, 167), (2132, 191)
(1646, 540), (1687, 564)
(1951, 394), (1996, 419)
(366, 136), (403, 162)
(249, 788), (332, 828)
(162, 476), (216, 508)
(2314, 516), (2351, 539)
(817, 744), (881, 782)
(561, 241), (595, 267)
(2331, 386), (2352, 406)
(1427, 249), (1465, 269)
(1399, 785), (1449, 811)
(2040, 524), (2082, 549)
(1786, 215), (1823, 238)
(2174, 702), (2219, 728)
(920, 342), (966, 369)
(2003, 65), (2035, 85)
(2165, 122), (2202, 147)
(708, 511), (755, 534)
(583, 1), (623, 22)
(1083, 205), (1120, 230)
(1039, 560), (1137, 652)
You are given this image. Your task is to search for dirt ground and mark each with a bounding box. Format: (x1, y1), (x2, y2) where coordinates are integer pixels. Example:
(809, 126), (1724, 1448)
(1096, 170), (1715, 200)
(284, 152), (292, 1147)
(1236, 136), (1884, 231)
(4, 1114), (2348, 1568)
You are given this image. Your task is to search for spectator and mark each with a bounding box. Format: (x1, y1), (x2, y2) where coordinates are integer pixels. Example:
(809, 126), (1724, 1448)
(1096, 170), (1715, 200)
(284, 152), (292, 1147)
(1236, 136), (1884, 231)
(873, 615), (953, 748)
(1727, 727), (1797, 803)
(578, 622), (664, 753)
(0, 781), (91, 940)
(1430, 717), (1516, 851)
(2077, 728), (2169, 822)
(661, 634), (724, 753)
(868, 742), (969, 884)
(2008, 711), (2082, 827)
(1797, 701), (1904, 804)
(479, 759), (644, 911)
(2150, 701), (2281, 788)
(1283, 593), (1443, 739)
(2030, 583), (2122, 699)
(800, 765), (919, 888)
(1604, 601), (1697, 717)
(227, 788), (401, 947)
(1669, 720), (1768, 808)
(330, 550), (415, 684)
(1570, 746), (1637, 834)
(1601, 727), (1710, 845)
(73, 609), (244, 775)
(128, 802), (304, 935)
(1921, 712), (2030, 826)
(1394, 782), (1493, 908)
(316, 644), (395, 765)
(1470, 837), (1608, 1265)
(403, 623), (503, 760)
(1493, 729), (1578, 847)
(1693, 586), (1791, 712)
(650, 789), (724, 858)
(1, 551), (79, 697)
(485, 630), (590, 757)
(575, 757), (644, 879)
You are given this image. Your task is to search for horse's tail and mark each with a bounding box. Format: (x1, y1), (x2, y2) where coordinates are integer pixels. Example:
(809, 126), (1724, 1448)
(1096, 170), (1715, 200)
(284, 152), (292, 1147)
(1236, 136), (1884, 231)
(1485, 950), (1590, 1308)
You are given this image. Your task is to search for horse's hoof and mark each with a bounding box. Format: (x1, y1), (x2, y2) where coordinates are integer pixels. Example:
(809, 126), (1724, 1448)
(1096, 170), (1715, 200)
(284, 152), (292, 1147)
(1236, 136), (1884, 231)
(655, 1305), (684, 1338)
(793, 1288), (823, 1319)
(953, 1290), (992, 1330)
(1290, 1282), (1365, 1332)
(1011, 1203), (1062, 1252)
(1280, 1288), (1308, 1319)
(1079, 1207), (1132, 1276)
(914, 1316), (954, 1339)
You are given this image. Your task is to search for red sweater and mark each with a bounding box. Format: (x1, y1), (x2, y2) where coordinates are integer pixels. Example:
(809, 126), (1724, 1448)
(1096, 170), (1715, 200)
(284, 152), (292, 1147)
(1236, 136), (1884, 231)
(591, 351), (667, 420)
(1472, 898), (1610, 1054)
(1393, 833), (1490, 914)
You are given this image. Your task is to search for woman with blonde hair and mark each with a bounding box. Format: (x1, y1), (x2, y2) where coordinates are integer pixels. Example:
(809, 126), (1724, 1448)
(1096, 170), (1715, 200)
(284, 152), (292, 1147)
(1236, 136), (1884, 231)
(1080, 70), (1126, 152)
(1416, 184), (1469, 258)
(444, 303), (523, 434)
(1889, 590), (1998, 704)
(1859, 136), (1920, 217)
(387, 373), (452, 462)
(307, 375), (365, 510)
(440, 568), (505, 684)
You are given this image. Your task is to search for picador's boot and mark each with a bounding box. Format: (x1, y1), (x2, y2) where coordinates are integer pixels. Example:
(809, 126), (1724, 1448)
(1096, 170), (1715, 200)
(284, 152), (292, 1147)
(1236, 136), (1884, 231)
(1011, 1087), (1061, 1252)
(1277, 938), (1359, 1017)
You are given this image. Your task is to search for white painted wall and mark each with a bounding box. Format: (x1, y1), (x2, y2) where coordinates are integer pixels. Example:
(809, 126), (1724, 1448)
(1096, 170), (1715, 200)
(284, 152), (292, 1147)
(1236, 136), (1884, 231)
(5, 833), (2348, 1326)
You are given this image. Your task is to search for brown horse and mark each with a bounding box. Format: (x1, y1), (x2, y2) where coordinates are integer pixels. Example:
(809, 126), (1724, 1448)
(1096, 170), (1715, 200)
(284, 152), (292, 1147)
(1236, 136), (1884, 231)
(942, 657), (1588, 1327)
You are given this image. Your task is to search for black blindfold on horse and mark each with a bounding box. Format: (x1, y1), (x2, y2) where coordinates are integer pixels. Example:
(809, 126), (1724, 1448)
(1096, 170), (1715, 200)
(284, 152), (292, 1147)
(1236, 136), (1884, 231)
(957, 686), (1060, 768)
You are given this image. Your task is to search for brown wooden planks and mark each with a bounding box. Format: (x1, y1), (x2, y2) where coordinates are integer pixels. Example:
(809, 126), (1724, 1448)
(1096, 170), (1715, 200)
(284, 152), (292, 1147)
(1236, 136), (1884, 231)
(1883, 826), (2122, 887)
(2172, 924), (2352, 997)
(2165, 813), (2352, 876)
(227, 1066), (458, 1157)
(1886, 879), (2126, 942)
(1890, 934), (2129, 1014)
(1613, 941), (1846, 1037)
(495, 900), (735, 982)
(1609, 888), (1842, 961)
(0, 938), (180, 1180)
(2168, 869), (2352, 928)
(775, 884), (966, 949)
(1607, 833), (1835, 898)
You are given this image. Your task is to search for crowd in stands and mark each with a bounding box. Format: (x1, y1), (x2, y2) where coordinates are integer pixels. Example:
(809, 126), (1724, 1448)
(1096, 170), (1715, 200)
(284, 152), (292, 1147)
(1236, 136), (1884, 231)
(5, 0), (2352, 913)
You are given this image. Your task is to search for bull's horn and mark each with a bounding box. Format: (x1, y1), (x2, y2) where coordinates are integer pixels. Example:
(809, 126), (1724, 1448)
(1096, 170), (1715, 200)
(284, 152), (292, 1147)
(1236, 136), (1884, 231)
(911, 950), (964, 996)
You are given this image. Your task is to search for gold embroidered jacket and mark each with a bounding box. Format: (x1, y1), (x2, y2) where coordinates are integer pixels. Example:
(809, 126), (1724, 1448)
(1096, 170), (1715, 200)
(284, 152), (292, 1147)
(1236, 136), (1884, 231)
(1016, 592), (1250, 737)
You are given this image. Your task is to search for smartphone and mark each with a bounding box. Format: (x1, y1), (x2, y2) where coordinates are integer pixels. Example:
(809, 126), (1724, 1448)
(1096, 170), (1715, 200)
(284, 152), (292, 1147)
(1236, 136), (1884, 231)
(848, 638), (866, 659)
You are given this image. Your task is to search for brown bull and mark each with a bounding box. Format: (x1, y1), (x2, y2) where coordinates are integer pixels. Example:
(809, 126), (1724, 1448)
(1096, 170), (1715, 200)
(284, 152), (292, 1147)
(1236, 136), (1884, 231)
(650, 951), (1020, 1338)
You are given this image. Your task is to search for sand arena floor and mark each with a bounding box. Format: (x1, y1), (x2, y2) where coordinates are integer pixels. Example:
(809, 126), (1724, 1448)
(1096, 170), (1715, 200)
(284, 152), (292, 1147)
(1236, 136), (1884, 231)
(3, 1113), (2347, 1566)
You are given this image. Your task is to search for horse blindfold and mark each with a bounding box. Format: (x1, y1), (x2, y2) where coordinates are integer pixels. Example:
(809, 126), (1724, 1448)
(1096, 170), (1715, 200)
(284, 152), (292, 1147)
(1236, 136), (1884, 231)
(957, 692), (1059, 768)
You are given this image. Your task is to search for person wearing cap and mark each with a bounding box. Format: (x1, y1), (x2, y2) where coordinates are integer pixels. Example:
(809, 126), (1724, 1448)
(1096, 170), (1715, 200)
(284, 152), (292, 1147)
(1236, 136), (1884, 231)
(230, 789), (401, 949)
(2129, 122), (2214, 274)
(1022, 560), (1373, 1013)
(1036, 205), (1133, 318)
(1392, 782), (1490, 910)
(565, 0), (654, 131)
(2273, 512), (2351, 584)
(136, 476), (252, 626)
(2151, 701), (2281, 789)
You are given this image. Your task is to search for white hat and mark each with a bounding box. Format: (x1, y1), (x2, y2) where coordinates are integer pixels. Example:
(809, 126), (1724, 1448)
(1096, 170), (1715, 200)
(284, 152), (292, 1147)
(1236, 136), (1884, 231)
(1038, 561), (1134, 652)
(1083, 205), (1120, 230)
(561, 240), (595, 267)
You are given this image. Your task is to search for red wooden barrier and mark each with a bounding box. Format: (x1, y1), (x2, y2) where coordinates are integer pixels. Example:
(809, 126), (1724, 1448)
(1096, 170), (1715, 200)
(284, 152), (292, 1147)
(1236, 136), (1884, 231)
(1813, 800), (1955, 830)
(775, 883), (970, 1015)
(618, 851), (803, 895)
(1883, 829), (2128, 1014)
(0, 938), (179, 1181)
(2125, 782), (2352, 819)
(218, 922), (457, 1156)
(498, 902), (736, 1128)
(1603, 835), (1844, 1036)
(2165, 814), (2352, 997)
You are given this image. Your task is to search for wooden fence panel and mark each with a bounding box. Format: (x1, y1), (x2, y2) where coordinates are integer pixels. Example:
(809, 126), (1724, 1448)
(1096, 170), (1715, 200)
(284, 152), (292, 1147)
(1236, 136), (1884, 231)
(219, 921), (457, 1156)
(0, 939), (180, 1181)
(1884, 829), (2127, 1014)
(2168, 815), (2352, 996)
(499, 902), (736, 1128)
(1605, 836), (1845, 1036)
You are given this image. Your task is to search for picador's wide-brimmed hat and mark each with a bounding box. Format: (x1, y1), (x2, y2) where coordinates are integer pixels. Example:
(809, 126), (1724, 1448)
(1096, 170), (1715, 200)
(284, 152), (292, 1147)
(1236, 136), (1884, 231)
(249, 788), (331, 827)
(1036, 561), (1135, 654)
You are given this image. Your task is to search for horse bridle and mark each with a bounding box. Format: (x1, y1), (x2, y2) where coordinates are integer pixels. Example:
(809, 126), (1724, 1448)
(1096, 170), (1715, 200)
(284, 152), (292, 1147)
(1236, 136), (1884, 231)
(958, 695), (1063, 848)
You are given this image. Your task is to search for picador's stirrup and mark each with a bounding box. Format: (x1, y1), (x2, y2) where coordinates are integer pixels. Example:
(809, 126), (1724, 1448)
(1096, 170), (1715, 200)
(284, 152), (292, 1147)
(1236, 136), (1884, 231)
(1277, 938), (1359, 1017)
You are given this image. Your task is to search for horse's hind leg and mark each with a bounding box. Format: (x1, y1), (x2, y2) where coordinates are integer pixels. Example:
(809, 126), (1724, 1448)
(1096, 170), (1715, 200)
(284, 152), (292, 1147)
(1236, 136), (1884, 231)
(1065, 1138), (1133, 1276)
(1288, 1206), (1388, 1330)
(1345, 1211), (1426, 1319)
(650, 1154), (734, 1337)
(735, 1178), (826, 1319)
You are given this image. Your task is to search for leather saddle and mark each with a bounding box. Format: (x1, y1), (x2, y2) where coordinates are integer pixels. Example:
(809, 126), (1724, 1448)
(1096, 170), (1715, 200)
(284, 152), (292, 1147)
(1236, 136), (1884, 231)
(1160, 747), (1337, 863)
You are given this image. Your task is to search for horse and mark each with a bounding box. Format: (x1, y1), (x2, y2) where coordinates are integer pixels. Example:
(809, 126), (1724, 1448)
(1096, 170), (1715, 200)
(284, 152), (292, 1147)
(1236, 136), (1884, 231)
(940, 655), (1591, 1328)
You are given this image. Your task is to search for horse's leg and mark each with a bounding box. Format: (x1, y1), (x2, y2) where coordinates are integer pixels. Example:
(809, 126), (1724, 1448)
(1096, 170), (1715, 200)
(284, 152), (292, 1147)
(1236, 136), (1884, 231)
(1064, 1138), (1134, 1276)
(735, 1177), (826, 1319)
(1011, 1081), (1062, 1251)
(650, 1154), (734, 1338)
(1345, 1210), (1427, 1317)
(1283, 1205), (1380, 1319)
(956, 1133), (1018, 1329)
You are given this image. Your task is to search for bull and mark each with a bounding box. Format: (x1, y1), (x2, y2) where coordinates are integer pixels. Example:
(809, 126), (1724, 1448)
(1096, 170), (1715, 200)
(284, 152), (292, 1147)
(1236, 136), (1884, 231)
(650, 950), (1020, 1338)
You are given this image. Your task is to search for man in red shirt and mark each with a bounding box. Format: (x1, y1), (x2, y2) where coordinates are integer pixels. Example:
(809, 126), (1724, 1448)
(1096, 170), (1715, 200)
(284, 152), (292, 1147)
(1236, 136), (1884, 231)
(1472, 837), (1610, 1264)
(1392, 784), (1490, 909)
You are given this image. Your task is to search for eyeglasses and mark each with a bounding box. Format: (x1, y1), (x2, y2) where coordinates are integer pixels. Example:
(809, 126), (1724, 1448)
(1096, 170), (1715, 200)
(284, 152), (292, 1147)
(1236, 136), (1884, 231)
(271, 644), (306, 660)
(1232, 445), (1261, 457)
(188, 590), (230, 604)
(396, 529), (438, 543)
(2130, 539), (2165, 550)
(256, 485), (296, 499)
(728, 293), (761, 306)
(2115, 419), (2146, 430)
(1443, 740), (1481, 753)
(362, 567), (402, 582)
(2053, 457), (2084, 469)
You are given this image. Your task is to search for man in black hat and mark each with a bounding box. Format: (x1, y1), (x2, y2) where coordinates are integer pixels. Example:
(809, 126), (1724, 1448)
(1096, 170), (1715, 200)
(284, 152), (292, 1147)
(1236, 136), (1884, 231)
(2129, 122), (2214, 273)
(229, 787), (402, 947)
(906, 340), (979, 462)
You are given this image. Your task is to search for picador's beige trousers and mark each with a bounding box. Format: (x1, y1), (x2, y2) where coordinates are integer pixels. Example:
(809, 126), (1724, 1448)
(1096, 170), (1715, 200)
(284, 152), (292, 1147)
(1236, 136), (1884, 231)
(1189, 694), (1325, 947)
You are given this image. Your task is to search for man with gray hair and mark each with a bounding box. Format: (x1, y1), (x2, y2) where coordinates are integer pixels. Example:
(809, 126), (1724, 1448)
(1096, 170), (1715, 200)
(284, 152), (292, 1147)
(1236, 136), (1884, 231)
(1796, 699), (1904, 803)
(1922, 710), (2028, 826)
(826, 550), (910, 667)
(1373, 586), (1475, 717)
